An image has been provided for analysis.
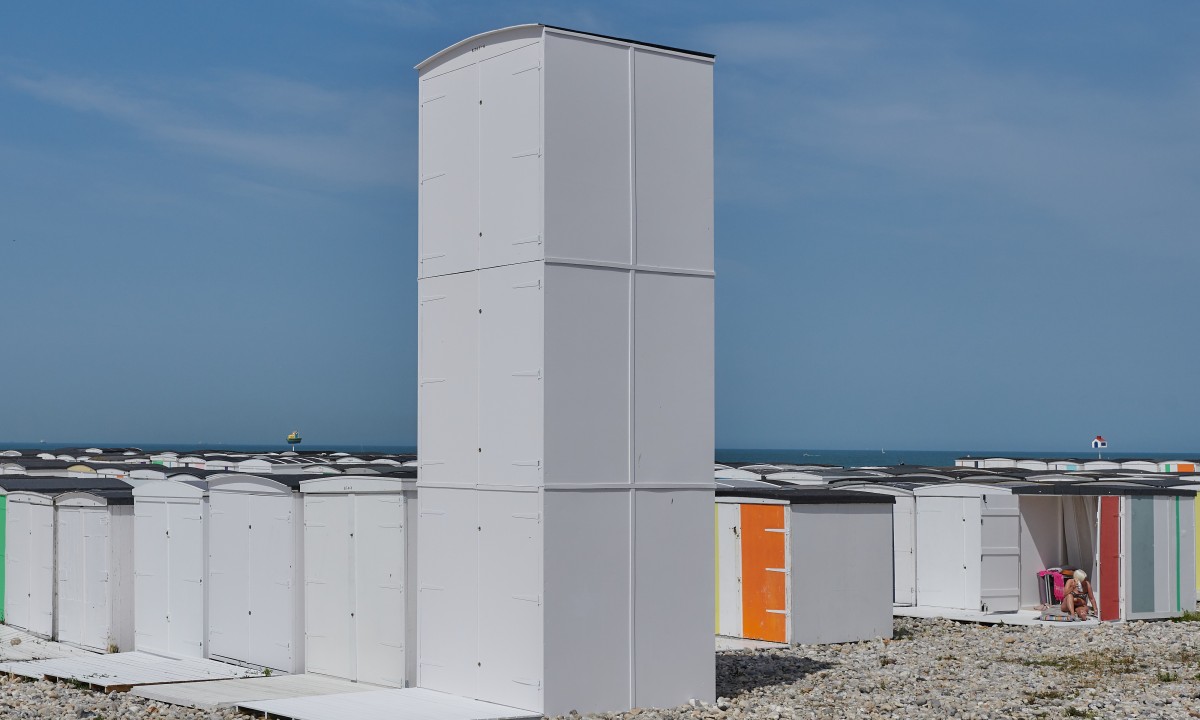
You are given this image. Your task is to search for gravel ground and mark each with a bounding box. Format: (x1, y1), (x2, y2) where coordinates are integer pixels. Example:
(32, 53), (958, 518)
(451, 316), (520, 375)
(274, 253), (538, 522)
(559, 616), (1200, 720)
(1, 617), (1197, 719)
(0, 677), (240, 719)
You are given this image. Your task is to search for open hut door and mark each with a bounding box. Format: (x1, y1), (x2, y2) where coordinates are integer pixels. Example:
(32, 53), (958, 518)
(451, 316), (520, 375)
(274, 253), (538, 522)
(1097, 497), (1121, 621)
(979, 495), (1020, 613)
(740, 504), (787, 643)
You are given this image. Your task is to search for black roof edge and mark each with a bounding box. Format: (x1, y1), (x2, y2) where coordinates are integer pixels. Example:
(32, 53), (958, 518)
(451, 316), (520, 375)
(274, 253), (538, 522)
(542, 25), (715, 59)
(716, 487), (895, 505)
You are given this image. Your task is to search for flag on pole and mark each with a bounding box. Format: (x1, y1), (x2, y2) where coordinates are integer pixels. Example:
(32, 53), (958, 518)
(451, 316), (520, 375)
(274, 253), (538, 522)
(1091, 435), (1107, 449)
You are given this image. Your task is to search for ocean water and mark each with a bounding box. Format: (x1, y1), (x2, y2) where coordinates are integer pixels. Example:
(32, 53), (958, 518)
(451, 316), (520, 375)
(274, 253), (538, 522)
(0, 441), (417, 454)
(4, 442), (1197, 469)
(716, 448), (1200, 468)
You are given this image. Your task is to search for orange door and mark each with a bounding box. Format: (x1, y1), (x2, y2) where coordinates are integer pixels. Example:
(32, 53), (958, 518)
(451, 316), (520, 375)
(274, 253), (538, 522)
(740, 504), (788, 642)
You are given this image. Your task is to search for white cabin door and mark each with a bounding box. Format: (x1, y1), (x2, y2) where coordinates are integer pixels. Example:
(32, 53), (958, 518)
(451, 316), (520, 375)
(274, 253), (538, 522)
(893, 497), (917, 606)
(208, 493), (250, 663)
(916, 497), (971, 609)
(304, 495), (354, 680)
(247, 493), (296, 672)
(979, 495), (1021, 613)
(30, 504), (55, 638)
(134, 502), (170, 654)
(5, 501), (30, 630)
(56, 508), (86, 645)
(168, 500), (205, 657)
(354, 493), (406, 688)
(82, 509), (112, 651)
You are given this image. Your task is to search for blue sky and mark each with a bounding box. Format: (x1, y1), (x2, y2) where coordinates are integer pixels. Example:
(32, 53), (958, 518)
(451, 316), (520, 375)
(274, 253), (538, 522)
(1, 2), (1197, 451)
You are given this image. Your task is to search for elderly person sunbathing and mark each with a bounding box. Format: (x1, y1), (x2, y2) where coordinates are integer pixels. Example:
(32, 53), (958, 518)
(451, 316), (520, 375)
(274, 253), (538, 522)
(1061, 570), (1097, 621)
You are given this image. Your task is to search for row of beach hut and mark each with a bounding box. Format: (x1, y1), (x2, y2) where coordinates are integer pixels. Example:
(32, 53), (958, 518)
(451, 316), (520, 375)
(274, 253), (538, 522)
(716, 460), (1198, 635)
(0, 456), (417, 688)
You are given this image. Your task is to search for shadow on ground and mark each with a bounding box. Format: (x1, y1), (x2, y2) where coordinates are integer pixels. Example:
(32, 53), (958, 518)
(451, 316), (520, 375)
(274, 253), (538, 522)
(716, 651), (835, 697)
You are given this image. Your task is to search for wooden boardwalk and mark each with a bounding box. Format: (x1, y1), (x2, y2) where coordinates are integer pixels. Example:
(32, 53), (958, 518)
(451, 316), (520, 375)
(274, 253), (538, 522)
(132, 673), (376, 709)
(0, 651), (257, 692)
(236, 688), (538, 720)
(0, 625), (95, 663)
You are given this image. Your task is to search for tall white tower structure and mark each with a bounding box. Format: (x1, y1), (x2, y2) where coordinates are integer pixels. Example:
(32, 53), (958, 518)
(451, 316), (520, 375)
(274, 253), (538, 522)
(416, 25), (714, 716)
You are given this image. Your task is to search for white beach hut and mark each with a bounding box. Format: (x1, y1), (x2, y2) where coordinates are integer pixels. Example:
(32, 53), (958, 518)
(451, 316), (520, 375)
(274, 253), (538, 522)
(913, 484), (1022, 613)
(5, 491), (56, 637)
(300, 473), (417, 687)
(206, 474), (304, 673)
(54, 489), (135, 652)
(2, 476), (133, 638)
(839, 482), (920, 606)
(910, 482), (1196, 620)
(132, 480), (207, 658)
(715, 483), (894, 645)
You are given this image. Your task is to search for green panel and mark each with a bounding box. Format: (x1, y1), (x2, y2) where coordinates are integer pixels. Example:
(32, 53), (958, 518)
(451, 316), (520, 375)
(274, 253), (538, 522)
(1131, 497), (1156, 613)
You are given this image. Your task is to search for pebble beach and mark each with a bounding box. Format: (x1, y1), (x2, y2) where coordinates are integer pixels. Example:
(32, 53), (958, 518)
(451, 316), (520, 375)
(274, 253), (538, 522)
(561, 615), (1200, 720)
(0, 615), (1195, 719)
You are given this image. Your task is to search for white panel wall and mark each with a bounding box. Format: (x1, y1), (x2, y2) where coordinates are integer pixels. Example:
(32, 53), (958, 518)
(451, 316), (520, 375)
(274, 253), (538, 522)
(354, 493), (407, 688)
(419, 65), (478, 279)
(303, 495), (354, 679)
(478, 262), (544, 487)
(916, 497), (972, 609)
(893, 497), (916, 606)
(417, 487), (478, 697)
(543, 34), (632, 265)
(633, 490), (714, 708)
(715, 502), (742, 636)
(632, 50), (714, 273)
(208, 494), (250, 662)
(4, 500), (32, 632)
(55, 507), (86, 646)
(789, 505), (893, 644)
(634, 273), (714, 485)
(479, 42), (543, 269)
(418, 272), (479, 486)
(247, 493), (298, 672)
(544, 265), (630, 484)
(134, 502), (170, 653)
(477, 490), (543, 710)
(29, 502), (54, 638)
(543, 490), (631, 714)
(82, 509), (112, 651)
(166, 502), (204, 657)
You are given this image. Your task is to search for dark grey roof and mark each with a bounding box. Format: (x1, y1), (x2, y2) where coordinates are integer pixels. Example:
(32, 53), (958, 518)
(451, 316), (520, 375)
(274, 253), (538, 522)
(716, 486), (895, 505)
(0, 476), (133, 494)
(1010, 483), (1195, 498)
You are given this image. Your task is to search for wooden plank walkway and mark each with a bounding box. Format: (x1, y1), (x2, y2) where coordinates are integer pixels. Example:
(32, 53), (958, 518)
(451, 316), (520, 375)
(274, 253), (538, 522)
(236, 688), (538, 720)
(132, 673), (376, 709)
(894, 605), (1101, 628)
(0, 651), (258, 692)
(0, 625), (95, 663)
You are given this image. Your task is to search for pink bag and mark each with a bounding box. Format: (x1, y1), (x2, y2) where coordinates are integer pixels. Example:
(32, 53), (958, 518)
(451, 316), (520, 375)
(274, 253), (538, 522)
(1038, 569), (1066, 602)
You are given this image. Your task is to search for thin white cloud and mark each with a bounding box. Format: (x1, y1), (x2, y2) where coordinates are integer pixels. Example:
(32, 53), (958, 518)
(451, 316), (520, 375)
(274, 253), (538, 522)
(700, 14), (1200, 254)
(4, 70), (412, 189)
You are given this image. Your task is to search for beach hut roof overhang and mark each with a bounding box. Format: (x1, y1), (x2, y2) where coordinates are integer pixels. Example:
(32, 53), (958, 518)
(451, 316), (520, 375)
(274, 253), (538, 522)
(716, 485), (895, 506)
(132, 479), (207, 500)
(55, 488), (135, 507)
(299, 474), (416, 494)
(0, 476), (133, 496)
(207, 473), (302, 493)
